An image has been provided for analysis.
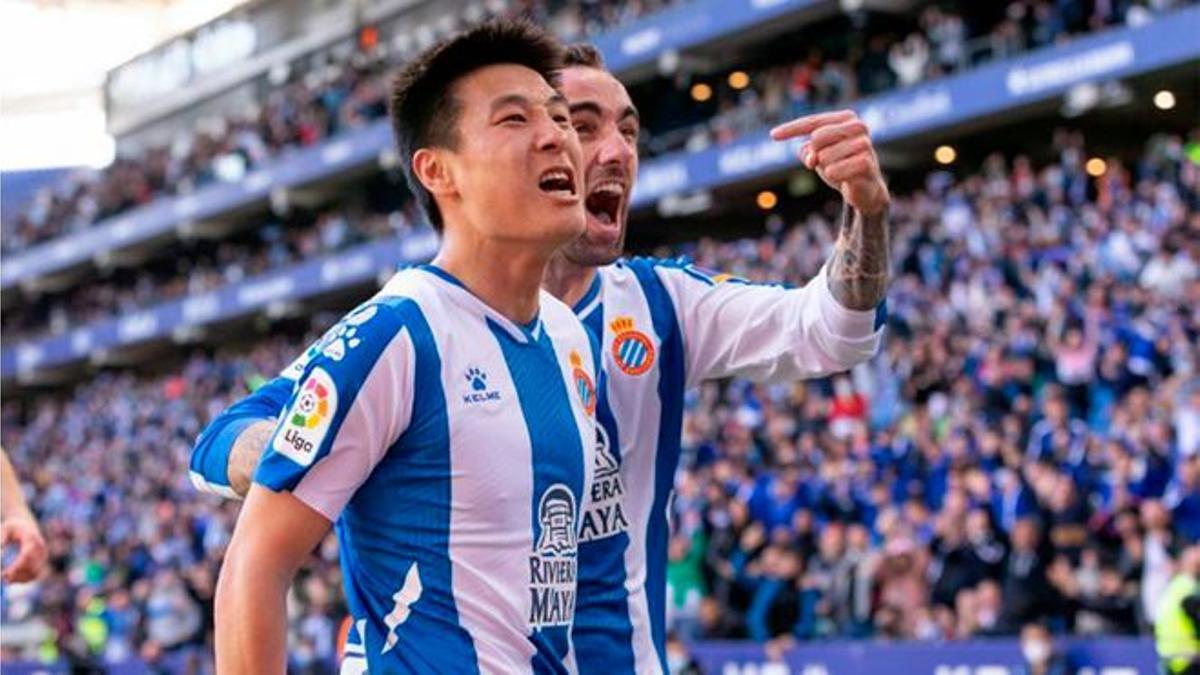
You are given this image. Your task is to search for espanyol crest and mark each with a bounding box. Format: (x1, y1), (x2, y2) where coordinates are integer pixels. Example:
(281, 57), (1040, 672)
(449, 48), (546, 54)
(609, 316), (655, 376)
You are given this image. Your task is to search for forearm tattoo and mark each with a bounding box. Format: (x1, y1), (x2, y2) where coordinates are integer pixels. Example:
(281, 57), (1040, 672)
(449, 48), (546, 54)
(229, 419), (277, 497)
(826, 203), (890, 311)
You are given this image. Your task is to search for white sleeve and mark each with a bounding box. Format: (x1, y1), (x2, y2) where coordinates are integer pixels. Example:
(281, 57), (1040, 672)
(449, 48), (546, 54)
(656, 263), (885, 389)
(255, 302), (415, 522)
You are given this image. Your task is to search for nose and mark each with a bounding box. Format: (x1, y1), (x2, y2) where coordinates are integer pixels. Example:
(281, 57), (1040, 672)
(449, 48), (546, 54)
(595, 127), (635, 167)
(535, 112), (569, 153)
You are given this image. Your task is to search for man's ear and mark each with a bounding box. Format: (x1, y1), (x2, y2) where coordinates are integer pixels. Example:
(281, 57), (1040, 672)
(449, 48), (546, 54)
(412, 148), (457, 199)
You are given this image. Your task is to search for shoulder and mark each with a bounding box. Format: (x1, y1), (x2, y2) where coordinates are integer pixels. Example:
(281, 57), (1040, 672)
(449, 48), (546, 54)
(619, 255), (752, 288)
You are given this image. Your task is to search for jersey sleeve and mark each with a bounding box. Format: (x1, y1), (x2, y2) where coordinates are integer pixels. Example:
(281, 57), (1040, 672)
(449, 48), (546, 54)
(186, 300), (370, 500)
(254, 300), (417, 522)
(189, 375), (295, 499)
(653, 260), (885, 388)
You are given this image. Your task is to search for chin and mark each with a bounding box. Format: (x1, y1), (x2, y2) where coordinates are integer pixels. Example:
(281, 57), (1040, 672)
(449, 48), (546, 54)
(563, 239), (623, 267)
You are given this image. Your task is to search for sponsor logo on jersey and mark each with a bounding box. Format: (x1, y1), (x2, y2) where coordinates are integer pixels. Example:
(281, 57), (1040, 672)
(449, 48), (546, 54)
(610, 316), (656, 376)
(569, 350), (596, 416)
(462, 367), (502, 405)
(284, 303), (378, 378)
(529, 484), (578, 628)
(273, 367), (337, 466)
(580, 424), (629, 543)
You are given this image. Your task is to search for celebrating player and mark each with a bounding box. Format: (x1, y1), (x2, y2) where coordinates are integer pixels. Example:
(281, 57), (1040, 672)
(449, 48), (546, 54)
(213, 20), (598, 674)
(197, 42), (890, 675)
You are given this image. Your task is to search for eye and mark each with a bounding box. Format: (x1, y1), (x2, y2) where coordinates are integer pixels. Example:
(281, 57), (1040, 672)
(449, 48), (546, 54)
(573, 121), (595, 136)
(500, 113), (526, 124)
(621, 126), (639, 142)
(552, 113), (570, 126)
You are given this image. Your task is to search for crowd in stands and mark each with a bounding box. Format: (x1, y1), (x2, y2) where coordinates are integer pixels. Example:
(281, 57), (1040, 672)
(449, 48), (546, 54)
(0, 0), (685, 255)
(661, 128), (1200, 648)
(4, 0), (1191, 255)
(645, 0), (1196, 155)
(1, 128), (1196, 671)
(3, 204), (425, 343)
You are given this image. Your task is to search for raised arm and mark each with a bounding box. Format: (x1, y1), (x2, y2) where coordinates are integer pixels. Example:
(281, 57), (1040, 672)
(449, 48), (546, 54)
(771, 109), (891, 311)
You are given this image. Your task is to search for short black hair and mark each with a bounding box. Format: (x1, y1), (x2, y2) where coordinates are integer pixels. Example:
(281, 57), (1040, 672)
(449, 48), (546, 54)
(563, 43), (605, 69)
(389, 19), (566, 231)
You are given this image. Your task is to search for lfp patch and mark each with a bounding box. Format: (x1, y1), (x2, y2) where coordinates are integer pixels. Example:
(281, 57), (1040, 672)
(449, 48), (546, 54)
(570, 350), (596, 416)
(610, 316), (655, 376)
(273, 367), (338, 467)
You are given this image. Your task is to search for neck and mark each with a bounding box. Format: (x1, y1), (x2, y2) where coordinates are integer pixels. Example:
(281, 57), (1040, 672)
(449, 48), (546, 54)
(542, 252), (598, 308)
(433, 228), (554, 324)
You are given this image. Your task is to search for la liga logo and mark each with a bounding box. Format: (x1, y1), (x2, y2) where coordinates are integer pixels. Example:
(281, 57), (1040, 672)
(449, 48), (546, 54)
(274, 367), (338, 467)
(291, 376), (333, 428)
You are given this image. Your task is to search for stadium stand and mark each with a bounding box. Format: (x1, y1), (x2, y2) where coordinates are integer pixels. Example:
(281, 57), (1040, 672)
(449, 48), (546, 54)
(3, 129), (1197, 670)
(4, 0), (1191, 256)
(1, 0), (1197, 672)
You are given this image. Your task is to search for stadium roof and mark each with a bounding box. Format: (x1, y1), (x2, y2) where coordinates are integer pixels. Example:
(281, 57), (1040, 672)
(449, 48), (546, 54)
(0, 0), (246, 170)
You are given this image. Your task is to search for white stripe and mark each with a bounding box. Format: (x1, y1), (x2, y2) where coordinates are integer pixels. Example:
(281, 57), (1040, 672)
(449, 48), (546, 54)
(188, 471), (241, 500)
(598, 266), (664, 674)
(426, 288), (536, 673)
(576, 293), (602, 321)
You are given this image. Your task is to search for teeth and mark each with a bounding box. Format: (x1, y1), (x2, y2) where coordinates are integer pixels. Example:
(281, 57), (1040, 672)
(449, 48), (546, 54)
(590, 181), (625, 197)
(541, 170), (571, 184)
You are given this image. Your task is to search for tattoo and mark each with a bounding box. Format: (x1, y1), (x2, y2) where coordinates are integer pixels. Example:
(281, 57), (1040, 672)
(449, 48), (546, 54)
(228, 420), (277, 497)
(826, 203), (890, 311)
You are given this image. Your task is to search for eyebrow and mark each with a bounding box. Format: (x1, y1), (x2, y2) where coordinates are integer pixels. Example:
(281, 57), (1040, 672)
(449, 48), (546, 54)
(494, 91), (573, 113)
(569, 100), (641, 124)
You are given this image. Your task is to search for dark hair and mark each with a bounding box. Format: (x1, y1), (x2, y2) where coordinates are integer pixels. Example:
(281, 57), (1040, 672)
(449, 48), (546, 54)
(563, 43), (605, 69)
(388, 19), (565, 231)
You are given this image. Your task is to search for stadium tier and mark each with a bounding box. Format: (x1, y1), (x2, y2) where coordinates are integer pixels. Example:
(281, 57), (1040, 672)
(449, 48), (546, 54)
(3, 0), (1196, 383)
(1, 0), (1198, 673)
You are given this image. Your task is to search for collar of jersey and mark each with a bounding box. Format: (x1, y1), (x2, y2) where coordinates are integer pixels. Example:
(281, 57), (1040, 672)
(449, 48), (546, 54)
(418, 264), (544, 345)
(571, 271), (603, 319)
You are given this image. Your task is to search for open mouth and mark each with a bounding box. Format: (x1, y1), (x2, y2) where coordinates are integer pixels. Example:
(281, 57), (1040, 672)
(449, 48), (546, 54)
(585, 180), (625, 226)
(538, 166), (577, 198)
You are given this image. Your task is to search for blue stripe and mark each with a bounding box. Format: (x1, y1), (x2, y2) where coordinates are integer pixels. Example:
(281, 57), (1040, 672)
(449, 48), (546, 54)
(573, 303), (637, 674)
(342, 299), (479, 672)
(490, 318), (587, 675)
(626, 259), (686, 673)
(571, 272), (603, 314)
(418, 263), (466, 289)
(629, 341), (645, 369)
(680, 266), (716, 286)
(874, 300), (889, 331)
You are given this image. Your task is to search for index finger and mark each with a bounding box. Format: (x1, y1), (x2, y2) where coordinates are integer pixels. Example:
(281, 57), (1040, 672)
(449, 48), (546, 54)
(770, 110), (857, 141)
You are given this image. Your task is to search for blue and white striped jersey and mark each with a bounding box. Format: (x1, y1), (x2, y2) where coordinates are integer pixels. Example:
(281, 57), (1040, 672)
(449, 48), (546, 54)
(192, 257), (883, 675)
(568, 258), (884, 674)
(231, 265), (597, 674)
